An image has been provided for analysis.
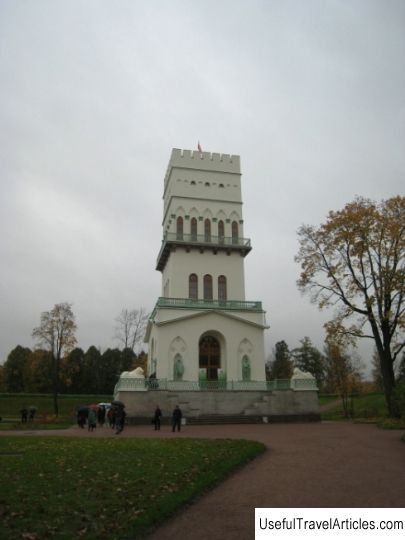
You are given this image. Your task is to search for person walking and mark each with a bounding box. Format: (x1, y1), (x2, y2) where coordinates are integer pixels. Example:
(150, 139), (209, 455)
(77, 408), (87, 428)
(153, 405), (162, 430)
(171, 405), (182, 432)
(20, 406), (28, 423)
(88, 408), (97, 432)
(107, 406), (115, 429)
(28, 406), (37, 422)
(115, 406), (126, 434)
(97, 405), (106, 427)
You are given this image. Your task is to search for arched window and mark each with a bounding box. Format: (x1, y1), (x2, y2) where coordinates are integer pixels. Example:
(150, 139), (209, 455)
(176, 217), (184, 240)
(189, 274), (198, 300)
(232, 221), (239, 244)
(204, 219), (211, 242)
(203, 274), (213, 300)
(218, 220), (224, 243)
(191, 217), (197, 241)
(218, 275), (227, 302)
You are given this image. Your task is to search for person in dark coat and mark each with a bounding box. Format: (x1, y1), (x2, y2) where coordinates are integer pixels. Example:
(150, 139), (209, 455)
(97, 405), (106, 427)
(77, 409), (87, 428)
(28, 406), (37, 422)
(107, 407), (115, 429)
(20, 406), (28, 423)
(153, 405), (162, 430)
(115, 407), (126, 434)
(171, 405), (182, 432)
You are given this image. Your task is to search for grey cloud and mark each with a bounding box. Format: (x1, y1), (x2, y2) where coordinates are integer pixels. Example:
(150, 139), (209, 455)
(0, 0), (404, 373)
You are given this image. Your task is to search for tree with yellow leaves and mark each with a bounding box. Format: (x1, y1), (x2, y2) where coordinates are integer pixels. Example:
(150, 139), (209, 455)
(32, 302), (77, 416)
(296, 196), (404, 417)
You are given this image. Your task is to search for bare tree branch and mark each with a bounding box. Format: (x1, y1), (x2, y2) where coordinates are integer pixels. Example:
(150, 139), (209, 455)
(115, 307), (149, 352)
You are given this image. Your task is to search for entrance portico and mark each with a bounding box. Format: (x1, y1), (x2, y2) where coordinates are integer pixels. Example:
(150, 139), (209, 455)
(199, 334), (221, 381)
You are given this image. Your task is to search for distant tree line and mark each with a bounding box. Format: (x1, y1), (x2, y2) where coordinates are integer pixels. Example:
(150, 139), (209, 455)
(0, 302), (149, 416)
(266, 335), (405, 418)
(0, 344), (147, 395)
(266, 336), (342, 391)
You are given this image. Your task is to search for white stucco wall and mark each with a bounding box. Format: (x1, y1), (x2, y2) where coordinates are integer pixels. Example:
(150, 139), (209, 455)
(163, 198), (245, 239)
(154, 307), (267, 327)
(148, 310), (267, 382)
(161, 248), (246, 299)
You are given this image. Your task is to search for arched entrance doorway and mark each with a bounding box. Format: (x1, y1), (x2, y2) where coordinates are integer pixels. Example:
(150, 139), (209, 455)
(199, 335), (220, 381)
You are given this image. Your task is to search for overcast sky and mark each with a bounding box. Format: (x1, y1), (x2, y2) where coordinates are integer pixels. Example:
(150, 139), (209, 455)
(1, 0), (404, 373)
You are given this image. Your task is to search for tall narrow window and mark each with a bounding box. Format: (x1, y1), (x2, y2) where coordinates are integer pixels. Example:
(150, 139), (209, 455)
(218, 220), (224, 243)
(203, 274), (213, 300)
(191, 217), (197, 241)
(218, 275), (227, 302)
(232, 221), (239, 244)
(189, 274), (198, 300)
(204, 219), (211, 242)
(176, 217), (184, 240)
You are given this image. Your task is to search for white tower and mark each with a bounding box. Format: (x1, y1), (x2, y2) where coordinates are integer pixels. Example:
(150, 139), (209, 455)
(145, 148), (269, 386)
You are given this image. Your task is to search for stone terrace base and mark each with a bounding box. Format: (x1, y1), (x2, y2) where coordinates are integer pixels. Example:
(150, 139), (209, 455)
(127, 413), (321, 425)
(115, 389), (320, 423)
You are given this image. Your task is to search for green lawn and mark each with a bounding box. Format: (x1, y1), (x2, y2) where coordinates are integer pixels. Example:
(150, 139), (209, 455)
(320, 393), (401, 424)
(318, 394), (339, 407)
(0, 436), (264, 539)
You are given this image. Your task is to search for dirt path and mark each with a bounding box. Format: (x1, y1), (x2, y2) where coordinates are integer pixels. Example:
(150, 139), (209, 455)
(1, 422), (404, 539)
(319, 397), (342, 412)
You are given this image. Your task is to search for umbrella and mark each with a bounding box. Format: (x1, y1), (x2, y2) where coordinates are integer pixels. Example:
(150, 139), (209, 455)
(112, 400), (125, 408)
(76, 405), (89, 413)
(88, 404), (99, 411)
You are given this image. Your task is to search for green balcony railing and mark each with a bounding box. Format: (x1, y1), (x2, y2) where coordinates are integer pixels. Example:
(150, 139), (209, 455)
(156, 232), (252, 269)
(156, 297), (263, 311)
(164, 232), (251, 248)
(114, 378), (318, 394)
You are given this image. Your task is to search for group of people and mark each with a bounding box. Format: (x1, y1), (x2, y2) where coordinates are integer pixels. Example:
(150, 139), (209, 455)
(153, 404), (183, 432)
(77, 403), (126, 434)
(20, 406), (36, 423)
(75, 402), (183, 433)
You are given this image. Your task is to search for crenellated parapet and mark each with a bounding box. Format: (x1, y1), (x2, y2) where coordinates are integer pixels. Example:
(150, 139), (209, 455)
(164, 148), (241, 186)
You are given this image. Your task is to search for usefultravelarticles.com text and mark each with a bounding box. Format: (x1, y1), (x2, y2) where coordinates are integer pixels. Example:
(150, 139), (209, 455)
(255, 508), (405, 539)
(258, 517), (403, 531)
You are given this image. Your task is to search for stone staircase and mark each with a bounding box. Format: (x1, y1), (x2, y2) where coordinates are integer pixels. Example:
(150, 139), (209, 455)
(127, 393), (275, 425)
(242, 393), (272, 416)
(186, 414), (265, 425)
